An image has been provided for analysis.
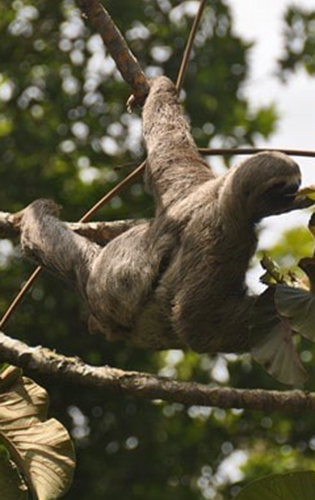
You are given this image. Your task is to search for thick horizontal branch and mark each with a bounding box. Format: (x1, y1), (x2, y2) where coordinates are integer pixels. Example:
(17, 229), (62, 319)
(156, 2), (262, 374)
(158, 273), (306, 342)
(78, 0), (149, 106)
(0, 331), (314, 412)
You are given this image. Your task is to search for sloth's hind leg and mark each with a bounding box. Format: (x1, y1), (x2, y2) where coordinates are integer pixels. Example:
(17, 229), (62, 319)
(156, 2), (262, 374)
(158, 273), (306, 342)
(86, 223), (157, 339)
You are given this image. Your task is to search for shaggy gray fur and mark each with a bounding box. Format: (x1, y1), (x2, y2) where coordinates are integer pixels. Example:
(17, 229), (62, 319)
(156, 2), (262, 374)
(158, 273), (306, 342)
(17, 76), (306, 353)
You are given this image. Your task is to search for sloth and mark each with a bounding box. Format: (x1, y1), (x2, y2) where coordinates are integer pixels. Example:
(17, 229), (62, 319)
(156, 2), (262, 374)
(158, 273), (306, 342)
(14, 76), (311, 354)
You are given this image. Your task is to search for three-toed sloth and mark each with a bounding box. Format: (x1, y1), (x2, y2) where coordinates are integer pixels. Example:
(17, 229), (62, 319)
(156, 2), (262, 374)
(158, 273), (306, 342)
(15, 76), (310, 353)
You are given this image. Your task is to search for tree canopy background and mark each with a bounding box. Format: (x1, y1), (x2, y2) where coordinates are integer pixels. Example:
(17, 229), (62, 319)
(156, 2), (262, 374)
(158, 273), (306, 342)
(1, 1), (315, 499)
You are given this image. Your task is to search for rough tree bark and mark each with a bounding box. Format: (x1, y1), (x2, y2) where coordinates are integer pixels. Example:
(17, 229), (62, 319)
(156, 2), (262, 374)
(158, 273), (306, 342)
(78, 0), (149, 107)
(0, 331), (314, 412)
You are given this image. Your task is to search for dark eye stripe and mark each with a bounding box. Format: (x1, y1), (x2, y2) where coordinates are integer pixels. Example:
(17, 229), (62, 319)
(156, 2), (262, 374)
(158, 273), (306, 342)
(267, 181), (300, 196)
(267, 181), (287, 193)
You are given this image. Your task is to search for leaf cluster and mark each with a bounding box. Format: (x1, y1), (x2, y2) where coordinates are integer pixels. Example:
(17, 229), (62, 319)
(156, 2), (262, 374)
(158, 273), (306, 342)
(279, 7), (315, 77)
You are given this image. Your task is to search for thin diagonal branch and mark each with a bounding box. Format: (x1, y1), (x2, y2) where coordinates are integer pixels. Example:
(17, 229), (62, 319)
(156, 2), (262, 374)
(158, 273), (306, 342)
(176, 0), (208, 92)
(199, 147), (315, 158)
(0, 331), (314, 412)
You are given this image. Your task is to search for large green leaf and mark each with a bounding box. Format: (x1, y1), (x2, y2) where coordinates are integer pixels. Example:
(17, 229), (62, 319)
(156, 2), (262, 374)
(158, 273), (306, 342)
(275, 284), (315, 342)
(250, 288), (307, 385)
(0, 366), (75, 500)
(234, 471), (315, 499)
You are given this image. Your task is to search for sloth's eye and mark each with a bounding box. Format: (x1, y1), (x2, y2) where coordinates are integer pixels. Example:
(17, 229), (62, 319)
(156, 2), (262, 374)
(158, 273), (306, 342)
(267, 181), (287, 193)
(266, 181), (299, 197)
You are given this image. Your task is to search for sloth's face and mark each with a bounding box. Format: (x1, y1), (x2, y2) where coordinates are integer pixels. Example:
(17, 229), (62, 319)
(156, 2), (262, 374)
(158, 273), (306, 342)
(262, 176), (301, 212)
(234, 152), (302, 222)
(220, 152), (303, 223)
(248, 175), (301, 222)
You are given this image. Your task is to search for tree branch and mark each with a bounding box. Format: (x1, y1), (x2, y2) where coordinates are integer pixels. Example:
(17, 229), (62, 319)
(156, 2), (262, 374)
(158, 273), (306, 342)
(199, 147), (315, 158)
(0, 331), (314, 412)
(69, 218), (148, 244)
(78, 0), (149, 106)
(0, 212), (149, 243)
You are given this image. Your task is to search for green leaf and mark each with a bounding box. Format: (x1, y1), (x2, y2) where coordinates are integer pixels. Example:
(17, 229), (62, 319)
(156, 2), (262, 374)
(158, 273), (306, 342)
(297, 185), (315, 201)
(275, 284), (315, 342)
(234, 471), (315, 499)
(250, 288), (307, 385)
(0, 366), (75, 500)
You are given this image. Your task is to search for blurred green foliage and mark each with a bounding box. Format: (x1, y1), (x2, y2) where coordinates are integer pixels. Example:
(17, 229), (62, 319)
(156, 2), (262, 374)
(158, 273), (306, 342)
(279, 7), (315, 77)
(1, 1), (315, 499)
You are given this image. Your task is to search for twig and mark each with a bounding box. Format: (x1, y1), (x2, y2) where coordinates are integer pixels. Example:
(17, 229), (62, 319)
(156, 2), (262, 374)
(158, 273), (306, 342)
(0, 331), (313, 411)
(0, 268), (42, 330)
(176, 0), (208, 92)
(79, 161), (146, 222)
(199, 147), (315, 158)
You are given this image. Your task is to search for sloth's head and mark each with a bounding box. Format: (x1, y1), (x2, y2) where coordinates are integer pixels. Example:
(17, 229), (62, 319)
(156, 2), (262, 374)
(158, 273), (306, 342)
(226, 152), (301, 223)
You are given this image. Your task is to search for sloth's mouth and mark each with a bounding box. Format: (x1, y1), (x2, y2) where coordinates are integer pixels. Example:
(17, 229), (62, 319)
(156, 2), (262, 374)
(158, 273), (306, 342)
(262, 179), (302, 218)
